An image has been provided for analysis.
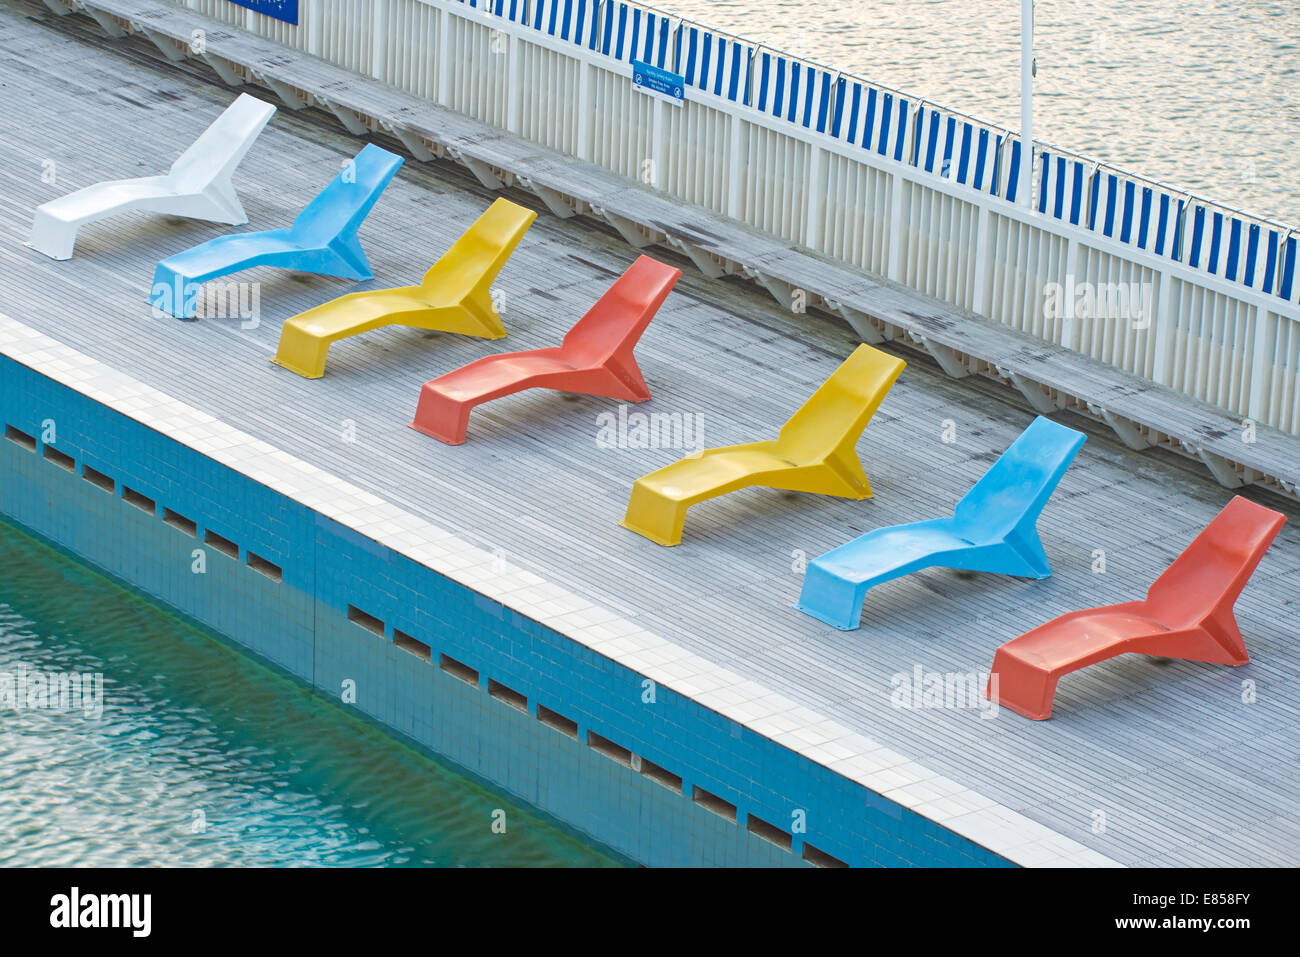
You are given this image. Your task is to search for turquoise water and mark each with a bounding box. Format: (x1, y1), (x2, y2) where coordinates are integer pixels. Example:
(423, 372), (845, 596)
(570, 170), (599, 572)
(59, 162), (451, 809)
(0, 516), (624, 867)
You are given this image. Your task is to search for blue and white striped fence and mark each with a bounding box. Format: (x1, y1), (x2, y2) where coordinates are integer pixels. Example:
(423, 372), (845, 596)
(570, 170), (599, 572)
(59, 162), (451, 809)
(180, 0), (1300, 437)
(830, 79), (910, 163)
(1041, 150), (1297, 300)
(913, 105), (1018, 200)
(530, 0), (593, 44)
(752, 52), (834, 134)
(599, 0), (671, 65)
(464, 0), (1297, 312)
(678, 25), (752, 103)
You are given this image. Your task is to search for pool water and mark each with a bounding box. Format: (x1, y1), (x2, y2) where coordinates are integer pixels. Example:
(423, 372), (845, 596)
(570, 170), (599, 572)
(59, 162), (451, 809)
(0, 515), (625, 867)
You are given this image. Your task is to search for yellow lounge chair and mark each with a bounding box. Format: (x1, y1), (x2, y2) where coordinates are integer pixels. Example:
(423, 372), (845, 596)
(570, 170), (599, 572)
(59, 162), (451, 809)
(272, 197), (537, 378)
(620, 344), (906, 546)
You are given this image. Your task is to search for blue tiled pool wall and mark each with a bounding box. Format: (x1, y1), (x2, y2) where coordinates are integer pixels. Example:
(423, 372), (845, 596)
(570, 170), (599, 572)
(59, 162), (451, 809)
(0, 356), (1013, 868)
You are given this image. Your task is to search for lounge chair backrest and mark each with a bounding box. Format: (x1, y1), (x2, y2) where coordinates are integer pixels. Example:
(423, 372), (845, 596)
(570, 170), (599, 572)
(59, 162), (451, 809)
(774, 345), (905, 462)
(420, 198), (536, 301)
(952, 416), (1086, 540)
(168, 94), (276, 192)
(288, 144), (404, 245)
(1143, 496), (1286, 627)
(561, 256), (681, 365)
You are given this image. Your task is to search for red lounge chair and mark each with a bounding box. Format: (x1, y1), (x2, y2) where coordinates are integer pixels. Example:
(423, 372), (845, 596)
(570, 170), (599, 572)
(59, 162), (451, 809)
(987, 496), (1286, 720)
(410, 255), (682, 444)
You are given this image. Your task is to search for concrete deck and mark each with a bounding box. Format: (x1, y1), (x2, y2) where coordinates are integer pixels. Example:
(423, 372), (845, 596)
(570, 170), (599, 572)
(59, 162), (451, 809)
(2, 3), (1297, 866)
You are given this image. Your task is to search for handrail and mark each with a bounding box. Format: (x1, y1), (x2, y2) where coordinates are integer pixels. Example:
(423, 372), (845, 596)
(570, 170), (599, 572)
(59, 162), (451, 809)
(474, 0), (1295, 297)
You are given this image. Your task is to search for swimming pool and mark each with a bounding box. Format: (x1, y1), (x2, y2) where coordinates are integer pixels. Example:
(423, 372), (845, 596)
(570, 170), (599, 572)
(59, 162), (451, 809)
(0, 516), (625, 868)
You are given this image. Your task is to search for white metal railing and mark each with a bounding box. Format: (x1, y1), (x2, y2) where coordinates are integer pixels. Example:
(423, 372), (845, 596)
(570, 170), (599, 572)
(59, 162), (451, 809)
(186, 0), (1299, 435)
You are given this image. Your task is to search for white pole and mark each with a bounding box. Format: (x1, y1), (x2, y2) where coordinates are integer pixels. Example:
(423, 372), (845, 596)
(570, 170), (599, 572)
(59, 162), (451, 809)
(1020, 0), (1034, 208)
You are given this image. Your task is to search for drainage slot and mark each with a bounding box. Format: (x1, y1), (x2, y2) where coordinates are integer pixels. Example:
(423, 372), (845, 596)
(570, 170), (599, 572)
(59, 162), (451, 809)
(587, 731), (633, 768)
(81, 465), (114, 494)
(4, 425), (35, 451)
(203, 528), (238, 559)
(247, 551), (282, 583)
(394, 629), (431, 662)
(440, 654), (479, 686)
(537, 704), (578, 739)
(693, 786), (737, 822)
(347, 605), (385, 638)
(42, 445), (75, 471)
(121, 486), (156, 515)
(163, 508), (197, 537)
(747, 814), (793, 851)
(639, 758), (683, 793)
(487, 679), (527, 712)
(802, 843), (848, 868)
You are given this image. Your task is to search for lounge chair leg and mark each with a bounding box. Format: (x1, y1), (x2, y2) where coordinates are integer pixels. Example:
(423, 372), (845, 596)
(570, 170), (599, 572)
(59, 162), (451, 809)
(795, 564), (867, 630)
(1004, 524), (1053, 578)
(204, 179), (249, 226)
(29, 210), (75, 260)
(823, 449), (874, 499)
(324, 233), (375, 281)
(621, 483), (689, 546)
(1128, 617), (1250, 667)
(272, 322), (333, 379)
(603, 352), (651, 401)
(987, 649), (1058, 720)
(1198, 607), (1250, 665)
(461, 288), (508, 339)
(410, 387), (474, 445)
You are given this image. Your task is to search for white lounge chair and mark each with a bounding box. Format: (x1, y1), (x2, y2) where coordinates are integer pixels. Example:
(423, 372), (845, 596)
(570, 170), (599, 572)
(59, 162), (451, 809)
(29, 93), (276, 260)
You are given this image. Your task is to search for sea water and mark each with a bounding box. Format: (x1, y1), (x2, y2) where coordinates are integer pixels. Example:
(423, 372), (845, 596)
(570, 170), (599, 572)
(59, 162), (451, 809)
(655, 0), (1299, 225)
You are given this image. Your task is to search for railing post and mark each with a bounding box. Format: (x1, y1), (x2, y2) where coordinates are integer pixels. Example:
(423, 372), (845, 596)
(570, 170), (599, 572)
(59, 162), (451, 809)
(804, 145), (826, 252)
(1171, 193), (1193, 264)
(651, 99), (666, 192)
(902, 100), (921, 169)
(726, 115), (745, 220)
(1151, 269), (1176, 384)
(1247, 309), (1277, 424)
(507, 32), (522, 134)
(577, 61), (594, 160)
(308, 0), (322, 56)
(972, 201), (993, 319)
(1061, 236), (1080, 351)
(1020, 137), (1036, 213)
(437, 6), (453, 107)
(371, 0), (388, 82)
(887, 169), (908, 284)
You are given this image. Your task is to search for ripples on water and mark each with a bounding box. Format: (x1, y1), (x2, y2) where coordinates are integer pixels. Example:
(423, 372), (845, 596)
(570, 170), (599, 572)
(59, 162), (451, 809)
(0, 517), (623, 867)
(654, 0), (1299, 225)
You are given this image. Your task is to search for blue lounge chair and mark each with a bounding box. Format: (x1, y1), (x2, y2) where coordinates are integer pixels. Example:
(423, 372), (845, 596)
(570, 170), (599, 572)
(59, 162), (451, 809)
(150, 143), (404, 318)
(794, 416), (1086, 630)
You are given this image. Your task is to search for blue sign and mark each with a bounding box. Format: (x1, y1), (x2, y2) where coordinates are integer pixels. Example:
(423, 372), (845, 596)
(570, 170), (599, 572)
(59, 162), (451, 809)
(228, 0), (298, 25)
(632, 60), (685, 106)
